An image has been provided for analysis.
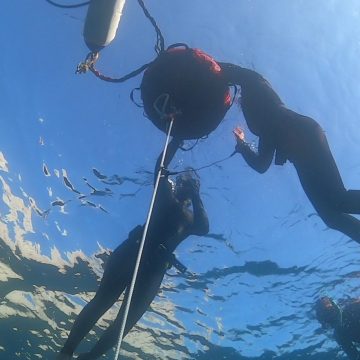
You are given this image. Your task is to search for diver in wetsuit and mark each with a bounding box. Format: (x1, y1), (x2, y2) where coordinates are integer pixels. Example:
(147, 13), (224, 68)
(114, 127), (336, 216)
(57, 138), (209, 360)
(316, 296), (360, 360)
(220, 62), (360, 242)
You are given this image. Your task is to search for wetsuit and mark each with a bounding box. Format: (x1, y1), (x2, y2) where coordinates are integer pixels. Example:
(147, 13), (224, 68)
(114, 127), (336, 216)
(58, 138), (209, 360)
(220, 62), (360, 242)
(333, 300), (360, 359)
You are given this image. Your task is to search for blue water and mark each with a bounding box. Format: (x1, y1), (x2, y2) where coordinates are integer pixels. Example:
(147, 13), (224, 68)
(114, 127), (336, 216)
(1, 0), (360, 359)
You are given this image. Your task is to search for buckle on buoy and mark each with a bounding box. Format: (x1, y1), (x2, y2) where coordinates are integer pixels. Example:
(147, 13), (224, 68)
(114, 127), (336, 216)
(153, 93), (181, 121)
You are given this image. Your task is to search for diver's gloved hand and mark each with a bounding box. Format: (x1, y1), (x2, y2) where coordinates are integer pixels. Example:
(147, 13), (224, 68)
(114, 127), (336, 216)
(183, 178), (200, 196)
(233, 127), (247, 153)
(191, 178), (200, 194)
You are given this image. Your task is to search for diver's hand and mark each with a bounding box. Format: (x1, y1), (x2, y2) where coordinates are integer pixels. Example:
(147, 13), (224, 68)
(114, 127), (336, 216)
(183, 178), (200, 197)
(233, 127), (245, 141)
(233, 127), (247, 152)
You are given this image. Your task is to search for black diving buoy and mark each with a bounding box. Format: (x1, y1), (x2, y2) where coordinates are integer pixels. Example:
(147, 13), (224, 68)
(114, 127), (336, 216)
(140, 45), (231, 140)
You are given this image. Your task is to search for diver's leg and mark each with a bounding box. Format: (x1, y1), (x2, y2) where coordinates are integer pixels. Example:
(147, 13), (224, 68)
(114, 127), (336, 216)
(317, 209), (360, 242)
(79, 267), (166, 359)
(59, 242), (134, 357)
(295, 123), (360, 215)
(337, 190), (360, 214)
(59, 289), (121, 357)
(297, 165), (360, 242)
(316, 147), (360, 214)
(311, 168), (360, 214)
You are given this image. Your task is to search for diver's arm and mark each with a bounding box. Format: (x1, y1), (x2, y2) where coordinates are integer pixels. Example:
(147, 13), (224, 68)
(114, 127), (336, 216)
(190, 192), (209, 236)
(335, 330), (360, 360)
(236, 136), (275, 174)
(183, 180), (209, 236)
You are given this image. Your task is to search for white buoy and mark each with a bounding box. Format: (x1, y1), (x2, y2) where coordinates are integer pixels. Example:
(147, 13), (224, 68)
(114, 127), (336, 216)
(84, 0), (127, 52)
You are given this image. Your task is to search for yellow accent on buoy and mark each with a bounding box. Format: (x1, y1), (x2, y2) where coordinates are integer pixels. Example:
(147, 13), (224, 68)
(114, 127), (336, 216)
(83, 0), (126, 52)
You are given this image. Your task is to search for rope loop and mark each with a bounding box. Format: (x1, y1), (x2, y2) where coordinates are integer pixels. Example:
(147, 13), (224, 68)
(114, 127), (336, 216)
(167, 43), (189, 51)
(153, 93), (181, 122)
(130, 88), (143, 108)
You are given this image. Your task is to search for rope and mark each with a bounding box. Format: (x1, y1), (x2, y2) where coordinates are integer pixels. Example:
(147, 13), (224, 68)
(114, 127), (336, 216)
(44, 0), (90, 8)
(76, 51), (153, 83)
(113, 118), (174, 360)
(179, 139), (200, 152)
(168, 150), (237, 176)
(137, 0), (165, 54)
(89, 60), (153, 83)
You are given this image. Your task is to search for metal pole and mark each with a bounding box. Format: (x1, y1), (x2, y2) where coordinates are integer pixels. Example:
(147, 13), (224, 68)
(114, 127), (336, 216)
(114, 118), (174, 359)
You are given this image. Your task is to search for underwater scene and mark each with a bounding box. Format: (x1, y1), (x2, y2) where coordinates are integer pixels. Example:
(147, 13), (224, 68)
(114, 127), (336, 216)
(1, 0), (360, 359)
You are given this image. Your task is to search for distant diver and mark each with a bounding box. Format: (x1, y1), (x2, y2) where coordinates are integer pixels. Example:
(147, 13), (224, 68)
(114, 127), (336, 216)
(316, 296), (360, 359)
(220, 62), (360, 242)
(57, 138), (209, 360)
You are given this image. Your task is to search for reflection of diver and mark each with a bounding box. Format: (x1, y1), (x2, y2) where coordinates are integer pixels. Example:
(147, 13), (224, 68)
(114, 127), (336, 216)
(220, 62), (360, 242)
(57, 138), (209, 360)
(316, 296), (360, 359)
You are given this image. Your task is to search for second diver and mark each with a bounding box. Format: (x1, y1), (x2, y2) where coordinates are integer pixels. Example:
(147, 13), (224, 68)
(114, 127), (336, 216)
(57, 138), (209, 359)
(220, 62), (360, 242)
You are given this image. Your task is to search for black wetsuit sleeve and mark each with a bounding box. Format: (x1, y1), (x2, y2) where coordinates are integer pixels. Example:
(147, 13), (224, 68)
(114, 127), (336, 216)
(190, 192), (209, 236)
(218, 62), (263, 86)
(335, 330), (360, 360)
(236, 136), (275, 174)
(219, 62), (282, 172)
